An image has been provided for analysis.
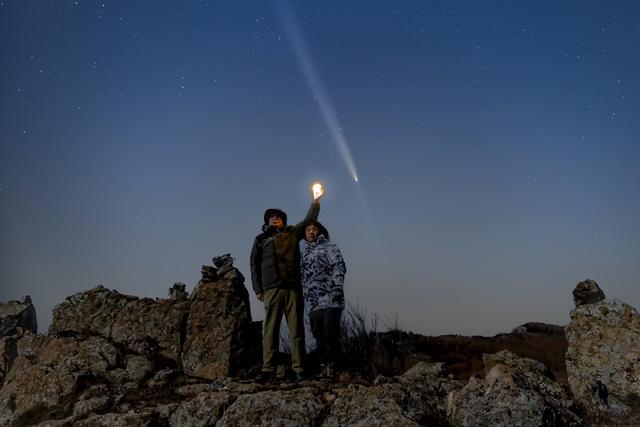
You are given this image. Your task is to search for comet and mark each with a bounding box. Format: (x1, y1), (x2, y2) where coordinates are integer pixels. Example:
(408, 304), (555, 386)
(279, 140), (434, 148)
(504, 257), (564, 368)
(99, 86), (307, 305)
(277, 1), (360, 183)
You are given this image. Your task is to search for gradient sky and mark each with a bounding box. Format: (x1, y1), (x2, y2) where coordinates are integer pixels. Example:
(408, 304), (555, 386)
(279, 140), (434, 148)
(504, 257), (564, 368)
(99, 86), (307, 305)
(1, 1), (639, 336)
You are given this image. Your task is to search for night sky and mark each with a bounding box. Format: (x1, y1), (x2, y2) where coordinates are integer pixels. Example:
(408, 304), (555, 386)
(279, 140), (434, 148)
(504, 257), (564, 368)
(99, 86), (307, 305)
(2, 1), (639, 336)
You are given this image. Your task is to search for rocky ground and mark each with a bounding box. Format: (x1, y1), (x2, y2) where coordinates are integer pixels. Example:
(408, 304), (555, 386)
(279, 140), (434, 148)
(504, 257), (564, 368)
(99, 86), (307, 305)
(1, 257), (638, 426)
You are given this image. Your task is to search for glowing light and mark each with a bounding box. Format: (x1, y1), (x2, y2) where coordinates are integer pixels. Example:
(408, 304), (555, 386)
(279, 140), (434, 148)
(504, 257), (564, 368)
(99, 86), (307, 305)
(277, 1), (360, 183)
(312, 182), (324, 200)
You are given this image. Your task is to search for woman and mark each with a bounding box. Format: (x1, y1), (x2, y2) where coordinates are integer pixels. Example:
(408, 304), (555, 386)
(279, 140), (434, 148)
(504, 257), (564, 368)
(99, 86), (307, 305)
(301, 220), (346, 378)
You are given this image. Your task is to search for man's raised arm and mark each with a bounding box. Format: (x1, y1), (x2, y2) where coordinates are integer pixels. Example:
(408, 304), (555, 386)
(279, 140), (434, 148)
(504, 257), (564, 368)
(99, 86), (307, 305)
(294, 199), (320, 236)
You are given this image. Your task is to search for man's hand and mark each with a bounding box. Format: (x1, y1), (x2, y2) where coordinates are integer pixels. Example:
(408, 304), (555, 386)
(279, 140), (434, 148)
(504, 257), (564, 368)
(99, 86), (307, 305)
(256, 292), (264, 302)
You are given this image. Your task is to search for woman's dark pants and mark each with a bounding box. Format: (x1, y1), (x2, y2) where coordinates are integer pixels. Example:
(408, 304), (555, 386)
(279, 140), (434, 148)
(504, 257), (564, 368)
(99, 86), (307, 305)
(309, 307), (343, 367)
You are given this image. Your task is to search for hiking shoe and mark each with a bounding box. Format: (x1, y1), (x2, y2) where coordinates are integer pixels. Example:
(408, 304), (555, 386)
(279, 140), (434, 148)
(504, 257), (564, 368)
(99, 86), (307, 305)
(294, 372), (306, 384)
(255, 371), (275, 384)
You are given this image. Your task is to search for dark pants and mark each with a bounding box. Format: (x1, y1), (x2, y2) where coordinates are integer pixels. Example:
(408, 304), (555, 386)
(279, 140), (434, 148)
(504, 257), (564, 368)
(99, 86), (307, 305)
(309, 308), (343, 366)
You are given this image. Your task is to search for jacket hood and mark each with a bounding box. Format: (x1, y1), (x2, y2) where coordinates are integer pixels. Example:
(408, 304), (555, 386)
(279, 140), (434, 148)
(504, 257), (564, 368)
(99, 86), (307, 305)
(303, 220), (330, 241)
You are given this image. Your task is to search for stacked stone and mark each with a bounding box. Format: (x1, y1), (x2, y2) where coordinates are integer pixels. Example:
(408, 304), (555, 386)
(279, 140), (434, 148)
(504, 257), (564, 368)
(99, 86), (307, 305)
(565, 279), (640, 426)
(168, 282), (188, 301)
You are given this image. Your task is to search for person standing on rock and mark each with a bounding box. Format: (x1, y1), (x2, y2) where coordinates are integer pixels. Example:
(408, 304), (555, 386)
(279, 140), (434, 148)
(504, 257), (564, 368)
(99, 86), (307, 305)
(250, 187), (323, 383)
(301, 220), (346, 379)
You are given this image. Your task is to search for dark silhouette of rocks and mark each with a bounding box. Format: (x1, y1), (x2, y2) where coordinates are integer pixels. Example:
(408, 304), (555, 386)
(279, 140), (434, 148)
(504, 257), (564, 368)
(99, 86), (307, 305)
(572, 279), (606, 306)
(340, 323), (568, 385)
(1, 267), (638, 426)
(511, 321), (565, 335)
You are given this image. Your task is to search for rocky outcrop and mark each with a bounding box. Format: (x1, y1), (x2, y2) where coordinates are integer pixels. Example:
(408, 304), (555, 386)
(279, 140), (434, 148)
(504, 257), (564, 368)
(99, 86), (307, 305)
(565, 279), (640, 425)
(0, 331), (120, 426)
(7, 272), (640, 426)
(448, 350), (582, 426)
(182, 254), (261, 380)
(49, 285), (189, 364)
(0, 296), (37, 337)
(0, 254), (263, 426)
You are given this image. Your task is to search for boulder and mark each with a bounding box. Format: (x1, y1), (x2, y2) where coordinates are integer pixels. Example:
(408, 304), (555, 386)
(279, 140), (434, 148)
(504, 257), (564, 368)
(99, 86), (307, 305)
(110, 297), (189, 363)
(398, 362), (463, 425)
(182, 264), (260, 380)
(168, 391), (235, 426)
(0, 296), (37, 337)
(217, 387), (326, 426)
(323, 383), (418, 426)
(447, 350), (582, 426)
(0, 332), (120, 426)
(565, 284), (640, 425)
(50, 285), (189, 364)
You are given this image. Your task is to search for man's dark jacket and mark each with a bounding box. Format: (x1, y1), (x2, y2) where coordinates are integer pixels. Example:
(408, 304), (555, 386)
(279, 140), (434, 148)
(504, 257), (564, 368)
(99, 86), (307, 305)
(250, 202), (320, 294)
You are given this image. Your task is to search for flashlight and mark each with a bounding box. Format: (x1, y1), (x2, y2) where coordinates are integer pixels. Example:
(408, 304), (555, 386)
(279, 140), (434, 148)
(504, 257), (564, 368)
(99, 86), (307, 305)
(312, 182), (324, 200)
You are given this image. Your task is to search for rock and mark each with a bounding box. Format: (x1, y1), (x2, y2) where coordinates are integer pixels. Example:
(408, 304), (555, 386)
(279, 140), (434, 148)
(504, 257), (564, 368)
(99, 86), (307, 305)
(50, 286), (189, 364)
(572, 279), (605, 306)
(200, 265), (218, 284)
(0, 335), (18, 387)
(124, 354), (154, 383)
(213, 254), (237, 277)
(399, 362), (463, 425)
(447, 350), (582, 427)
(169, 282), (189, 301)
(49, 285), (134, 337)
(73, 409), (163, 426)
(323, 383), (418, 426)
(175, 383), (220, 397)
(212, 253), (234, 269)
(511, 322), (565, 335)
(71, 394), (112, 418)
(0, 295), (37, 336)
(0, 332), (120, 426)
(110, 297), (189, 363)
(182, 269), (260, 381)
(218, 387), (326, 426)
(565, 288), (640, 425)
(145, 367), (181, 388)
(168, 391), (235, 426)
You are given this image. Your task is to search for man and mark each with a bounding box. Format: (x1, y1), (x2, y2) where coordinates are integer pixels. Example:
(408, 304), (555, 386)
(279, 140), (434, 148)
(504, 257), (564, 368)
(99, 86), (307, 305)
(250, 189), (322, 383)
